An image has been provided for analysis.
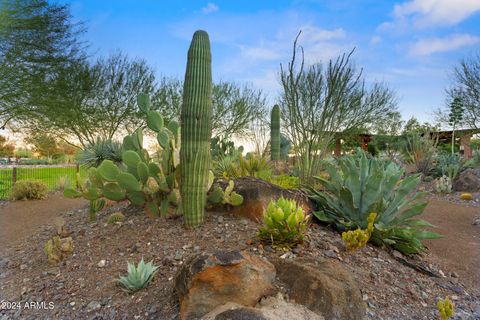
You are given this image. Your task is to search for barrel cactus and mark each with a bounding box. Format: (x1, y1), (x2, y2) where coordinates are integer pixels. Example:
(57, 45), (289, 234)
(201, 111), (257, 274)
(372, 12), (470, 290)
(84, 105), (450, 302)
(270, 105), (280, 161)
(180, 30), (213, 228)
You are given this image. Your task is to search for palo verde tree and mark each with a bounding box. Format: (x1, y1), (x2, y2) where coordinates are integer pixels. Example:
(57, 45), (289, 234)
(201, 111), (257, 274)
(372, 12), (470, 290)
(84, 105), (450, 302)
(279, 31), (398, 182)
(151, 79), (267, 139)
(448, 54), (480, 129)
(0, 0), (85, 128)
(26, 53), (156, 148)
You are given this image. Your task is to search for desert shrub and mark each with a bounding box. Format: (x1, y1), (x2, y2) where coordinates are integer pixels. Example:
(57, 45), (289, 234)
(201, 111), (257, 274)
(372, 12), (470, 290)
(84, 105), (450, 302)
(78, 138), (123, 168)
(270, 175), (300, 189)
(213, 153), (272, 181)
(12, 180), (49, 200)
(56, 175), (71, 190)
(239, 153), (272, 179)
(305, 149), (441, 254)
(213, 155), (240, 179)
(118, 259), (159, 292)
(404, 132), (438, 177)
(258, 197), (309, 248)
(435, 153), (463, 181)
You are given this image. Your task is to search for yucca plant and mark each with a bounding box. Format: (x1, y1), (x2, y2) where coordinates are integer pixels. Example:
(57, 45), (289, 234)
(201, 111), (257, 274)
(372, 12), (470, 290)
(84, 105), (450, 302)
(305, 149), (441, 254)
(78, 138), (123, 168)
(118, 259), (159, 293)
(258, 197), (309, 248)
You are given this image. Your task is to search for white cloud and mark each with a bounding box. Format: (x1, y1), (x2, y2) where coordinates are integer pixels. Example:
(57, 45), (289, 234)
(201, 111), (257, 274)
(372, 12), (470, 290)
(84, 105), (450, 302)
(240, 46), (281, 60)
(409, 33), (480, 56)
(384, 0), (480, 28)
(202, 3), (219, 14)
(370, 36), (382, 45)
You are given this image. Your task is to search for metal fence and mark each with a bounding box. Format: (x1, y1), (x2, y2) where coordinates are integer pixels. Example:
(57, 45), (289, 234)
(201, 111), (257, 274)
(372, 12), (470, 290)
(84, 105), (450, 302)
(0, 165), (82, 200)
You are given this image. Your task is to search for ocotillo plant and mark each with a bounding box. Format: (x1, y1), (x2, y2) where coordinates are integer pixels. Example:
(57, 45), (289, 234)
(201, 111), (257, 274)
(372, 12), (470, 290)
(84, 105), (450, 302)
(271, 105), (281, 160)
(180, 30), (213, 228)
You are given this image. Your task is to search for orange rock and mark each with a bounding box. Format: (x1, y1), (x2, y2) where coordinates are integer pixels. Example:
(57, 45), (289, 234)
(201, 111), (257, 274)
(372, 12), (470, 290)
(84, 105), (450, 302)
(174, 251), (276, 320)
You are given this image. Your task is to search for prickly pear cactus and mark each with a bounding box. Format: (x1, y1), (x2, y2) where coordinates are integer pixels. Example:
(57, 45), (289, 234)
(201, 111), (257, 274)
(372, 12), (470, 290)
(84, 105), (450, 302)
(270, 105), (280, 161)
(180, 30), (213, 228)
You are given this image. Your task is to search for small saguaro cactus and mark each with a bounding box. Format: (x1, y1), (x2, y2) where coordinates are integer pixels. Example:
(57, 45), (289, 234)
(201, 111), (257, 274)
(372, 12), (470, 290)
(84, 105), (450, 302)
(180, 30), (213, 228)
(270, 105), (280, 161)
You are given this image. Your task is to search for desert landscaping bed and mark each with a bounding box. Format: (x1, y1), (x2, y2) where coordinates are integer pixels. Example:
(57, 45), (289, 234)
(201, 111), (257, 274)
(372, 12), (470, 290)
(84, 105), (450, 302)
(1, 201), (479, 320)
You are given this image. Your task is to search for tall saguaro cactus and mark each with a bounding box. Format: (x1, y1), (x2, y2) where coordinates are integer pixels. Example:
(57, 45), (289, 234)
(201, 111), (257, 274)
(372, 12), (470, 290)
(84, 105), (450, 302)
(271, 105), (281, 160)
(180, 30), (213, 228)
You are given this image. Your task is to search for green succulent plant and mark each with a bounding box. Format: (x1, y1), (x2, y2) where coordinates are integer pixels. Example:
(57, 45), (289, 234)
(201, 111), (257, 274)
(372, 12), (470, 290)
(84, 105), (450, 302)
(305, 149), (441, 254)
(64, 93), (181, 218)
(181, 30), (213, 228)
(270, 105), (280, 161)
(107, 212), (125, 224)
(258, 197), (309, 248)
(207, 180), (244, 206)
(118, 259), (159, 293)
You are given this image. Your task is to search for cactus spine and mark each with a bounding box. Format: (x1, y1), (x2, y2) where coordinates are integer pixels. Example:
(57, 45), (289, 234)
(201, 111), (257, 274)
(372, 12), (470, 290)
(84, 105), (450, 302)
(271, 105), (281, 160)
(180, 30), (213, 228)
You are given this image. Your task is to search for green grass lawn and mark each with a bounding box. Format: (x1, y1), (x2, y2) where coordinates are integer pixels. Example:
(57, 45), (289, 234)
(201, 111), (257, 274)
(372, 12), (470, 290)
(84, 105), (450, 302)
(0, 166), (87, 199)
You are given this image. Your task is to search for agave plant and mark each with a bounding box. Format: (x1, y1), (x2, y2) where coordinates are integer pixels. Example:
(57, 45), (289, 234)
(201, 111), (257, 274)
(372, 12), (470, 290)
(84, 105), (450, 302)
(258, 197), (309, 248)
(305, 149), (441, 254)
(118, 259), (159, 293)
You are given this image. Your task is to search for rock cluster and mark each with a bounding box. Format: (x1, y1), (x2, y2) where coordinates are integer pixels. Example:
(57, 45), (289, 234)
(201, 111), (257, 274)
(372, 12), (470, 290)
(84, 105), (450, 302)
(174, 250), (365, 320)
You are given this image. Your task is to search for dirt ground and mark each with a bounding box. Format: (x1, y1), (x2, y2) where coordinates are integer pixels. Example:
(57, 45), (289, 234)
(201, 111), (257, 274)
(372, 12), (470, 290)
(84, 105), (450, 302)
(0, 193), (87, 253)
(423, 197), (480, 289)
(0, 194), (479, 319)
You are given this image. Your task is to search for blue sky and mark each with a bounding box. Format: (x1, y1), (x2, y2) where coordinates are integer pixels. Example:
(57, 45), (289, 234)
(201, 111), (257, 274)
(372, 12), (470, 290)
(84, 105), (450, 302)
(64, 0), (480, 124)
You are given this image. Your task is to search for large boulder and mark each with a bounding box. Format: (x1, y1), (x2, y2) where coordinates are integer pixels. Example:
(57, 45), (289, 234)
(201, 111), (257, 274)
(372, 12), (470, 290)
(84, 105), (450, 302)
(174, 251), (276, 320)
(202, 296), (324, 320)
(212, 177), (315, 223)
(272, 258), (366, 320)
(453, 168), (480, 192)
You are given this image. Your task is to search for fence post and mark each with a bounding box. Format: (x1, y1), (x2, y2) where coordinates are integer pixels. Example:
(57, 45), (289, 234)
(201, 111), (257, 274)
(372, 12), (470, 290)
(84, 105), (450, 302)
(12, 167), (17, 185)
(76, 163), (80, 190)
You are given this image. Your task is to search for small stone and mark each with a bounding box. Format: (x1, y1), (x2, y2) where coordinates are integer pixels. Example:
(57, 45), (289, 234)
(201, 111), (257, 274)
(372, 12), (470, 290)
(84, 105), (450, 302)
(438, 269), (446, 277)
(193, 246), (201, 253)
(19, 264), (27, 271)
(175, 250), (183, 261)
(362, 294), (369, 301)
(87, 300), (101, 311)
(324, 250), (337, 259)
(450, 295), (459, 301)
(451, 272), (459, 278)
(421, 291), (428, 299)
(217, 216), (224, 224)
(97, 260), (106, 268)
(69, 302), (75, 307)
